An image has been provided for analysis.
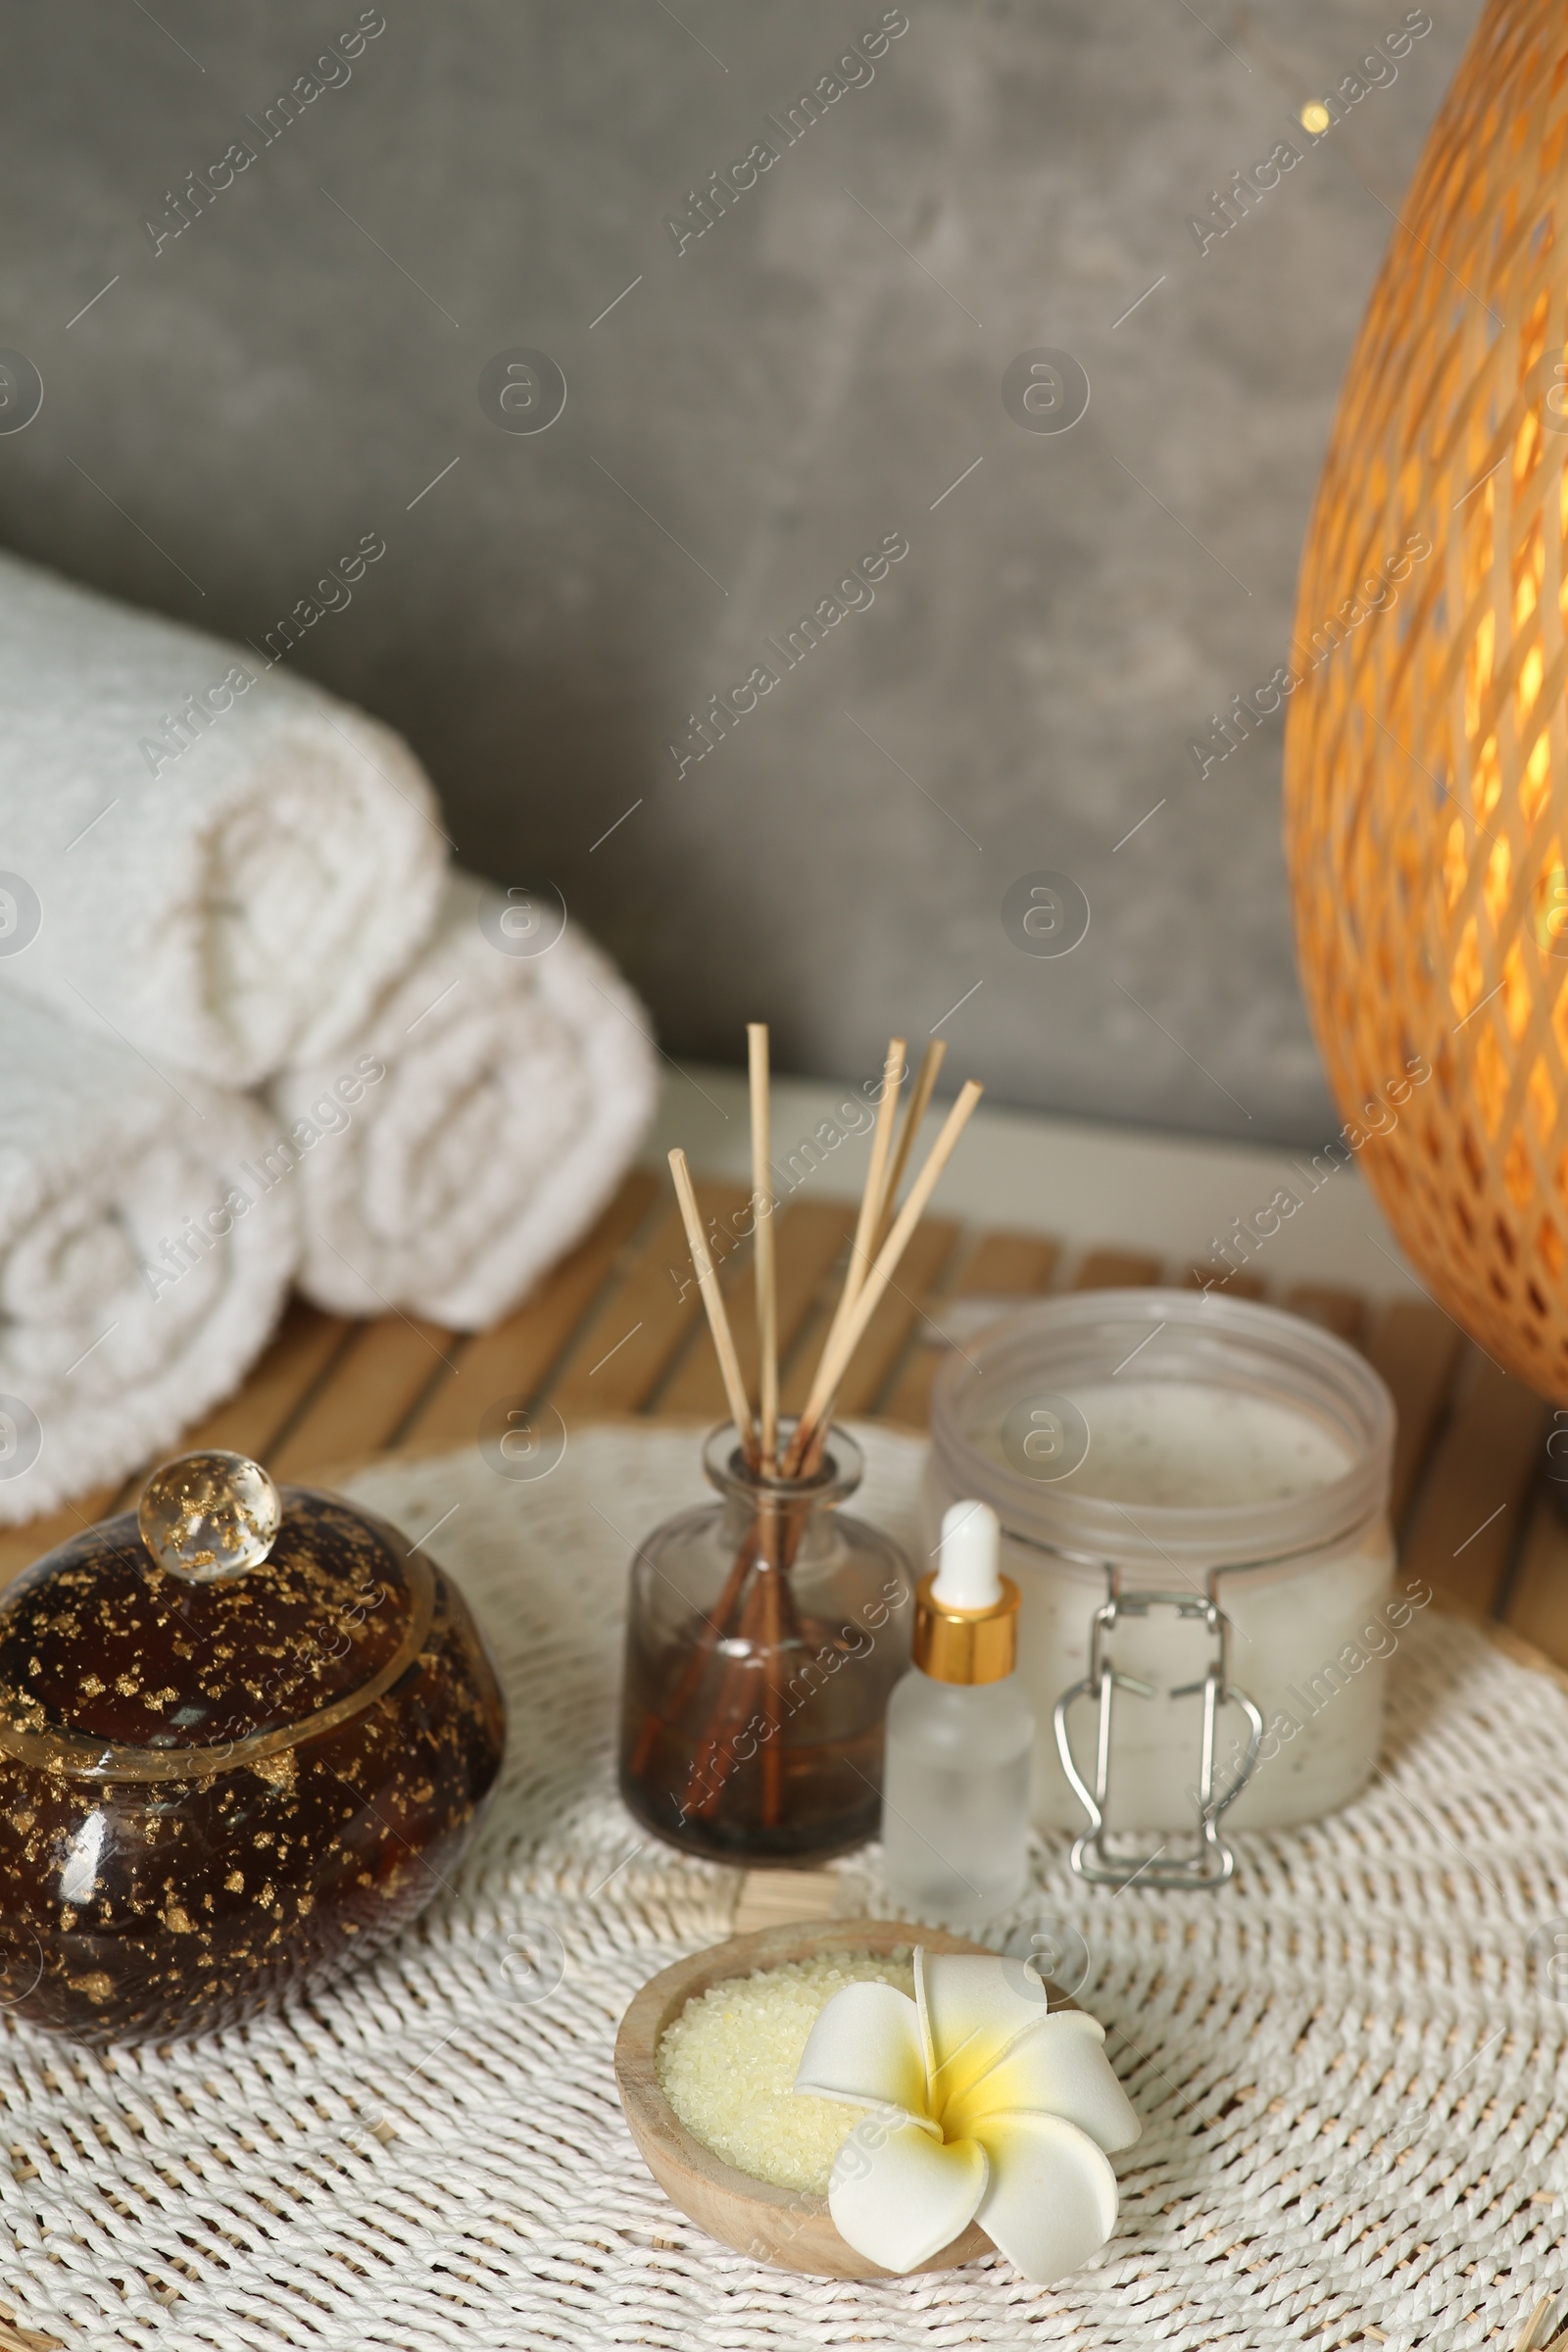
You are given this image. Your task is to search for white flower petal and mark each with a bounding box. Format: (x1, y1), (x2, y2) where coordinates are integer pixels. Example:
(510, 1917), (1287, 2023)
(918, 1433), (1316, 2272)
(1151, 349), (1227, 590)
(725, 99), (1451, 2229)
(794, 1982), (936, 2131)
(828, 2120), (988, 2274)
(916, 1948), (1062, 2107)
(947, 2011), (1141, 2153)
(970, 2109), (1120, 2284)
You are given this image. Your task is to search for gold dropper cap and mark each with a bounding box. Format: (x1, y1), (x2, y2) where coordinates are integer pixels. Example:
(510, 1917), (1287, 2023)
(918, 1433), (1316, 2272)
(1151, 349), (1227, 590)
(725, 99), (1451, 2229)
(912, 1569), (1019, 1685)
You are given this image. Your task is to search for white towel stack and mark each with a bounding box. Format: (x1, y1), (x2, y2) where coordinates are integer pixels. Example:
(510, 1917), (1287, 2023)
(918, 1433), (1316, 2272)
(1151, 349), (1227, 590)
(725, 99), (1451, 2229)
(0, 551), (659, 1522)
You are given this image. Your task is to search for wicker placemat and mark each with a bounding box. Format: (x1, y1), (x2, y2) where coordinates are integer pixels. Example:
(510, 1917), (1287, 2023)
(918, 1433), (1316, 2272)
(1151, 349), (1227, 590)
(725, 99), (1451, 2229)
(1, 1424), (1566, 2351)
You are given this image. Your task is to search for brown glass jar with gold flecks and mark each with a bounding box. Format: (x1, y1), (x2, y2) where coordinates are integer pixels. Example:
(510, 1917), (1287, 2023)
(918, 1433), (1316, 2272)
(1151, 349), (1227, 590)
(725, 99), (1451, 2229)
(0, 1449), (506, 2044)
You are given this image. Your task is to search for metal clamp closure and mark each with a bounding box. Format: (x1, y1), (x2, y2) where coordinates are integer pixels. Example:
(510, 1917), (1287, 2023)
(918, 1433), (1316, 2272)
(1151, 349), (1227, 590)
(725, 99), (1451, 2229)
(1052, 1587), (1263, 1891)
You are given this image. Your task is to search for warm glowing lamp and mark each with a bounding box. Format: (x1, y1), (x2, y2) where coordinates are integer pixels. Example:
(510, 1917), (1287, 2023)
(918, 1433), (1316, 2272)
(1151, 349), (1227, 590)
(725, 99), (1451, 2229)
(1284, 0), (1568, 1394)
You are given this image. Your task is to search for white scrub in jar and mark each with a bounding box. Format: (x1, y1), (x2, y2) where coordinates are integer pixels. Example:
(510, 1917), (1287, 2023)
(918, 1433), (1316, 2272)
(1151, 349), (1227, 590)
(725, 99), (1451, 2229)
(924, 1295), (1399, 1842)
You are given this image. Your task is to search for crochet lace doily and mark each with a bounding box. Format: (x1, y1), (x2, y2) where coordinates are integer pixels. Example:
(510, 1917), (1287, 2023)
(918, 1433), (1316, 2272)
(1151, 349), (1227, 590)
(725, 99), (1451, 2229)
(3, 1422), (1567, 2352)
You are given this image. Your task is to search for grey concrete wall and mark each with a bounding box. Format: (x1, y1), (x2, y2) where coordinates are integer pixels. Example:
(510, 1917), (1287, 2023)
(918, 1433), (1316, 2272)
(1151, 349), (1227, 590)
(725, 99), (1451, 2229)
(0, 0), (1476, 1143)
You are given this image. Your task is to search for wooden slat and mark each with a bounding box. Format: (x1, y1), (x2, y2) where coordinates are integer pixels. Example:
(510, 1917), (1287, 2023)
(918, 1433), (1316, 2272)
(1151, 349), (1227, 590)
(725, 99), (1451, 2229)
(882, 1230), (1060, 1425)
(958, 1232), (1062, 1297)
(783, 1218), (961, 1417)
(1500, 1486), (1568, 1667)
(1365, 1301), (1466, 1527)
(547, 1181), (753, 1418)
(179, 1298), (354, 1461)
(1072, 1248), (1163, 1290)
(659, 1198), (857, 1419)
(399, 1170), (660, 1453)
(269, 1317), (460, 1484)
(1283, 1283), (1367, 1345)
(1398, 1348), (1549, 1613)
(1184, 1264), (1264, 1298)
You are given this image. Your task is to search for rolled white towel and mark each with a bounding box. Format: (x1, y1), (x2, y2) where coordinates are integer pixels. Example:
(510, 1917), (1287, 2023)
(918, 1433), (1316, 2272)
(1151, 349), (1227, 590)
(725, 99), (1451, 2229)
(0, 548), (445, 1086)
(268, 871), (660, 1329)
(0, 996), (299, 1525)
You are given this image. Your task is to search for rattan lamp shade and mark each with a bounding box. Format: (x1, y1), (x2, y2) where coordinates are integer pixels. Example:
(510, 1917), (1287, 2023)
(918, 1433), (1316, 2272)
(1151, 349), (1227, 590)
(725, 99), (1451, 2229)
(1284, 0), (1568, 1396)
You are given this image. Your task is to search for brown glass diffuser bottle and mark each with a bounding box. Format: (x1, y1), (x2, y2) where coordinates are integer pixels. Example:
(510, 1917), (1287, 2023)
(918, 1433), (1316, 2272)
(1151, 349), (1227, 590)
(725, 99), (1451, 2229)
(0, 1449), (505, 2044)
(618, 1419), (913, 1862)
(634, 1021), (983, 1863)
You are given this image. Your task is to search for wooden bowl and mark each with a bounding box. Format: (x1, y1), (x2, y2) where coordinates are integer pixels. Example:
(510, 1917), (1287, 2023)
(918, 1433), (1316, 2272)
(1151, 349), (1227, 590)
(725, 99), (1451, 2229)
(613, 1917), (998, 2278)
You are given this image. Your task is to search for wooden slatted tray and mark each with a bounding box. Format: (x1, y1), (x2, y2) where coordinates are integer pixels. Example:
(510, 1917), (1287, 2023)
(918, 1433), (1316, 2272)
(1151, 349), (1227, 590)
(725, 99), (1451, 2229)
(5, 1167), (1565, 1668)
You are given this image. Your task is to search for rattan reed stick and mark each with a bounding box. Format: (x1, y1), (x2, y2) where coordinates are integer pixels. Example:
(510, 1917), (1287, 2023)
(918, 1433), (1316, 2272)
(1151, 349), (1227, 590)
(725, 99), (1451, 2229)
(746, 1024), (779, 1474)
(872, 1038), (946, 1252)
(809, 1039), (905, 1394)
(668, 1149), (756, 1460)
(843, 1037), (905, 1309)
(785, 1078), (983, 1473)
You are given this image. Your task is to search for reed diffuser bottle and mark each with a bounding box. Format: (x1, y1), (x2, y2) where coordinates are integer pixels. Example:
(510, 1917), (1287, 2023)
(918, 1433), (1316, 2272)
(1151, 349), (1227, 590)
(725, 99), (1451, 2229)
(618, 1421), (912, 1861)
(615, 1019), (984, 1867)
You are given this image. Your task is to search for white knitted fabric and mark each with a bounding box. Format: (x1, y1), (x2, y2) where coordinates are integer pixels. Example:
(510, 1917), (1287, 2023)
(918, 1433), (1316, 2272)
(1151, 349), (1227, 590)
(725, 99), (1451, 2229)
(270, 871), (660, 1329)
(2, 1423), (1567, 2352)
(0, 994), (297, 1525)
(0, 547), (445, 1087)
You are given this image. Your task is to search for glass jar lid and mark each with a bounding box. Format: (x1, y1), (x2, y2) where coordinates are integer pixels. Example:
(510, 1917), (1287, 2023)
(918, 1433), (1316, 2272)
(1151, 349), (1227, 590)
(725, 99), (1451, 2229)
(928, 1288), (1396, 1578)
(0, 1452), (431, 1781)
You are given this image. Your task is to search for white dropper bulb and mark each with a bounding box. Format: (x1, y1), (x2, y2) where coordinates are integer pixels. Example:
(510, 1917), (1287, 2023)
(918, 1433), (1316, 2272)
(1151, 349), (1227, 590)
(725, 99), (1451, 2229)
(931, 1499), (1002, 1610)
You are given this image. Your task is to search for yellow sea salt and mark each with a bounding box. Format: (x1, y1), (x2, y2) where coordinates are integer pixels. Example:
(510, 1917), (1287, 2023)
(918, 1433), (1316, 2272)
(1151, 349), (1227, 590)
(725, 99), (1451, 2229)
(656, 1949), (915, 2195)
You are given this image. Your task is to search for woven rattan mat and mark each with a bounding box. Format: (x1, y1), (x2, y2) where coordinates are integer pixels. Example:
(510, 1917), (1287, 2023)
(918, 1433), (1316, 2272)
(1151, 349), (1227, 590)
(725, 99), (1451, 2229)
(2, 1424), (1567, 2352)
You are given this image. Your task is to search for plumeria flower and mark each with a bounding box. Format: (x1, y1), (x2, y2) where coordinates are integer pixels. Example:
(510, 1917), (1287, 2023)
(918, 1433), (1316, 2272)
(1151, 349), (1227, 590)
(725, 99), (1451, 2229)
(793, 1948), (1140, 2280)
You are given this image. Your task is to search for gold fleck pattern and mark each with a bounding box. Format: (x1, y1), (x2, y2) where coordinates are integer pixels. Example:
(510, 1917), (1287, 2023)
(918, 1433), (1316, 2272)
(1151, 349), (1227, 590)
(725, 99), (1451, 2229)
(0, 1486), (505, 2045)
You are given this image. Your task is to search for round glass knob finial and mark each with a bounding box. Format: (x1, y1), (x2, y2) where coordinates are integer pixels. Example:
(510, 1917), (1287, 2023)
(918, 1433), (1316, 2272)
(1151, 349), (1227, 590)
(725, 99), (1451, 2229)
(137, 1450), (283, 1583)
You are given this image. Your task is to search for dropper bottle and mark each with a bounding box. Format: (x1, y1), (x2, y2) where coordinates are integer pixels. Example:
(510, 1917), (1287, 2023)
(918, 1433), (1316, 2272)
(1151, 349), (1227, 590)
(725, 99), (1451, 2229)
(880, 1499), (1033, 1924)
